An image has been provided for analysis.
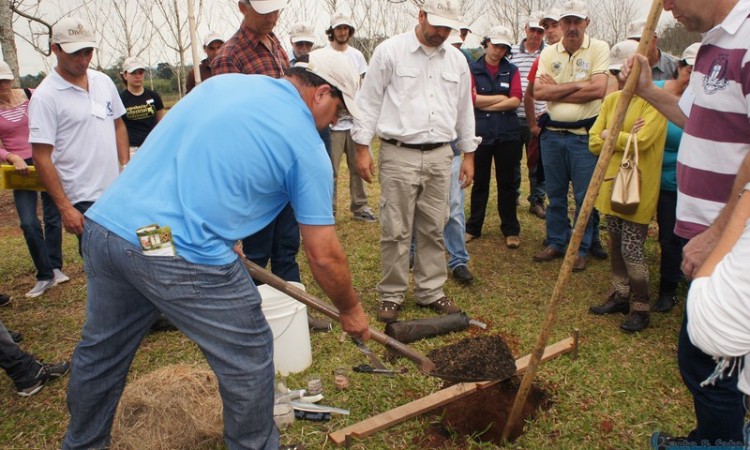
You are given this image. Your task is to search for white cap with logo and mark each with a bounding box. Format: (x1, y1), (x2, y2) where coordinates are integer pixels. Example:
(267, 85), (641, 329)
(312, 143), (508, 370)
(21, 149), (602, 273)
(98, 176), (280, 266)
(422, 0), (465, 30)
(626, 19), (647, 40)
(487, 25), (513, 47)
(0, 61), (14, 81)
(203, 32), (224, 47)
(298, 48), (361, 120)
(51, 17), (97, 54)
(541, 8), (562, 24)
(681, 42), (701, 66)
(608, 40), (639, 72)
(122, 56), (147, 74)
(329, 11), (354, 29)
(290, 22), (316, 44)
(560, 0), (589, 20)
(248, 0), (287, 14)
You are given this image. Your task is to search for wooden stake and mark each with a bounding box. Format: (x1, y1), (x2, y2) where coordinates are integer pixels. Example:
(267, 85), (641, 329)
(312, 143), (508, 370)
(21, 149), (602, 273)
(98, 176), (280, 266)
(499, 0), (664, 442)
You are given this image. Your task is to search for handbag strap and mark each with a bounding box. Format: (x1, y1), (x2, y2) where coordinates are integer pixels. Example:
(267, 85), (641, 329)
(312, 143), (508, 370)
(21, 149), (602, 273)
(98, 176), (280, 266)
(622, 129), (639, 166)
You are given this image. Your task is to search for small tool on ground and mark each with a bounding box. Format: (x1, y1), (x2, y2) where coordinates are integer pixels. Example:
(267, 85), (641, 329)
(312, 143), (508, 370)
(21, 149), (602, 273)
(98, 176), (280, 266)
(352, 364), (407, 375)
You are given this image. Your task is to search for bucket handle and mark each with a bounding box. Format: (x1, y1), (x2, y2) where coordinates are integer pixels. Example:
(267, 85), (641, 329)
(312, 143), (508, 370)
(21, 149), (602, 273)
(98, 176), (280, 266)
(271, 304), (306, 342)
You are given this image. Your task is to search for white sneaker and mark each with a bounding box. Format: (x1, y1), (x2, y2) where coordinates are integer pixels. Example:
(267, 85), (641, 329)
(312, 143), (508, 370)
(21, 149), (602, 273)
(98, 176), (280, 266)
(25, 279), (56, 298)
(53, 269), (70, 284)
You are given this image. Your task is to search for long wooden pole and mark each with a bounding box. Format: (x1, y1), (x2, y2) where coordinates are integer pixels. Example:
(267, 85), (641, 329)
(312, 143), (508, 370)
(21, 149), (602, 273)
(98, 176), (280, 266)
(500, 0), (664, 442)
(187, 0), (202, 86)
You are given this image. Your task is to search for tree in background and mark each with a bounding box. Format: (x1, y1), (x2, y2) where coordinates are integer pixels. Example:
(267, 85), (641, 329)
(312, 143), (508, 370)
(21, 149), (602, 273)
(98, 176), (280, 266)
(658, 23), (702, 56)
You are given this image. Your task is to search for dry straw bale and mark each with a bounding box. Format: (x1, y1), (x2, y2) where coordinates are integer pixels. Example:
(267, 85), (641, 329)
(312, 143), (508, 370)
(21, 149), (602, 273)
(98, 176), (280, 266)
(111, 363), (223, 450)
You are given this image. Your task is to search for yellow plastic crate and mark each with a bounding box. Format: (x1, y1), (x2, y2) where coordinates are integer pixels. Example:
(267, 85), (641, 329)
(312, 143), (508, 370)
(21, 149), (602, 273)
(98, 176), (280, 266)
(1, 164), (46, 191)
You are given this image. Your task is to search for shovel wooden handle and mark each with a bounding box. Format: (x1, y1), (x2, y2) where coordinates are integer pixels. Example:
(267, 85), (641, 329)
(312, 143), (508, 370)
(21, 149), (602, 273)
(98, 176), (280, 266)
(240, 257), (436, 374)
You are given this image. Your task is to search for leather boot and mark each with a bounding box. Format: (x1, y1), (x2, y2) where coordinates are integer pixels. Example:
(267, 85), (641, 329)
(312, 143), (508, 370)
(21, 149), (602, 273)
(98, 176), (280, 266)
(589, 292), (629, 315)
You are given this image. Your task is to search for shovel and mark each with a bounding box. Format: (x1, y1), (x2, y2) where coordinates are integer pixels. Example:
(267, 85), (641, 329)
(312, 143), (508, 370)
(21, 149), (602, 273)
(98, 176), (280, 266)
(240, 256), (436, 374)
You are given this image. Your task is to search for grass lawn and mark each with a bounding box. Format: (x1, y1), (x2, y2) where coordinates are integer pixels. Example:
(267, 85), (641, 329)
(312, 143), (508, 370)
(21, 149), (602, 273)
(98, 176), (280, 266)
(0, 149), (696, 449)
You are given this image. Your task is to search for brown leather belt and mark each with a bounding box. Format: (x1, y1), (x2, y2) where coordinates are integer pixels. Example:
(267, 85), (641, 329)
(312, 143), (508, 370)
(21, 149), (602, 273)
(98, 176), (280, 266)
(381, 138), (448, 151)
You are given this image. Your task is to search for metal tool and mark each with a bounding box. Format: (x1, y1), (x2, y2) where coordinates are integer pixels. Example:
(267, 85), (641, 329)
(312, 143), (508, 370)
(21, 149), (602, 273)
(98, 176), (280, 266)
(352, 364), (406, 375)
(352, 337), (389, 373)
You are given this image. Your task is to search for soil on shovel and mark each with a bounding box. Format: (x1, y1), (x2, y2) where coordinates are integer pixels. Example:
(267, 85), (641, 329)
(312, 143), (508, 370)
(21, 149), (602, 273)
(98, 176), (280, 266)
(416, 377), (552, 448)
(428, 335), (516, 381)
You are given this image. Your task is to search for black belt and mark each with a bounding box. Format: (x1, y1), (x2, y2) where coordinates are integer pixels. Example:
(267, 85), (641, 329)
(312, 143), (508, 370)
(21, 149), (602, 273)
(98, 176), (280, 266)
(381, 138), (448, 151)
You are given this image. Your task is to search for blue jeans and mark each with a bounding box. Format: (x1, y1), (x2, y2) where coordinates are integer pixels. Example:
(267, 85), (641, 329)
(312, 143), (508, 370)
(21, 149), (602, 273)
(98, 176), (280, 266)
(64, 220), (278, 450)
(656, 189), (685, 295)
(242, 203), (301, 283)
(0, 318), (39, 389)
(13, 187), (63, 281)
(519, 119), (546, 204)
(445, 153), (469, 270)
(540, 130), (597, 256)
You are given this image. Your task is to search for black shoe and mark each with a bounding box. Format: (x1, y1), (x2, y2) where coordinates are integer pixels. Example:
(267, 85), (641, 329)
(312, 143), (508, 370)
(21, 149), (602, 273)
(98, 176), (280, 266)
(652, 294), (678, 313)
(451, 265), (474, 284)
(589, 241), (608, 260)
(16, 360), (70, 397)
(9, 330), (23, 343)
(620, 312), (650, 333)
(589, 293), (629, 315)
(149, 315), (178, 333)
(0, 294), (10, 307)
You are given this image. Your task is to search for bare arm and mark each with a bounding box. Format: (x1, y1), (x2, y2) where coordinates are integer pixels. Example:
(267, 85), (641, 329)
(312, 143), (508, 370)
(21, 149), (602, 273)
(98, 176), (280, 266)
(299, 224), (370, 340)
(476, 95), (520, 112)
(155, 109), (166, 124)
(114, 117), (130, 168)
(474, 94), (509, 108)
(355, 144), (375, 184)
(623, 54), (687, 128)
(524, 83), (541, 136)
(536, 73), (608, 104)
(32, 143), (84, 235)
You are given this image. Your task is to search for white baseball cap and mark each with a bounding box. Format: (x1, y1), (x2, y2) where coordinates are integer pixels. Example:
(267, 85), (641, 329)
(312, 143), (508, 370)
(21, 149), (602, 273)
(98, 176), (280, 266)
(0, 61), (14, 81)
(608, 40), (639, 72)
(447, 30), (463, 46)
(299, 49), (361, 120)
(122, 56), (147, 74)
(51, 17), (97, 54)
(290, 22), (316, 44)
(329, 11), (354, 29)
(681, 42), (701, 66)
(248, 0), (287, 14)
(422, 0), (464, 30)
(560, 0), (589, 20)
(527, 11), (545, 30)
(626, 19), (647, 40)
(541, 8), (562, 24)
(203, 32), (224, 47)
(487, 25), (513, 47)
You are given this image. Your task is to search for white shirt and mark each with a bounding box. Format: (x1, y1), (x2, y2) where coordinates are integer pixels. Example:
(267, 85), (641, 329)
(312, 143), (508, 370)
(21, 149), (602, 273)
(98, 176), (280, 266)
(328, 45), (367, 132)
(687, 218), (750, 395)
(28, 69), (125, 204)
(351, 28), (479, 153)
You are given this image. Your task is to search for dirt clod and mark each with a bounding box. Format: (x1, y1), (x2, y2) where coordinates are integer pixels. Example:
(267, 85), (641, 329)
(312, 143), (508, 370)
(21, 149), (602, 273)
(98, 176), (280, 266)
(428, 335), (516, 381)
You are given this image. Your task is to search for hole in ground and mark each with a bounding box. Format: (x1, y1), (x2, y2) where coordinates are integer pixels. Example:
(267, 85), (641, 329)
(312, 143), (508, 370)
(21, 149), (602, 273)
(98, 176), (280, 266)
(415, 377), (552, 448)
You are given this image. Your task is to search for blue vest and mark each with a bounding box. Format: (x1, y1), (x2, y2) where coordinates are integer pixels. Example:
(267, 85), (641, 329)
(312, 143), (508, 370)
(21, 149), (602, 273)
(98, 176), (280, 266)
(470, 56), (521, 145)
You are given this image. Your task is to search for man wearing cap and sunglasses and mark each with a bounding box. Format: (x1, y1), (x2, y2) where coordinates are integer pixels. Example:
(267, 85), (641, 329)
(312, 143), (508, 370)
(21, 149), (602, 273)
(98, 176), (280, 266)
(62, 48), (369, 450)
(186, 31), (224, 93)
(28, 17), (129, 253)
(353, 0), (479, 323)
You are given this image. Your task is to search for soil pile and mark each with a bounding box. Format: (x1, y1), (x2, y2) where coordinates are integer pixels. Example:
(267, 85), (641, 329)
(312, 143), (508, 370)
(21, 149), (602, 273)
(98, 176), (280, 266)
(428, 335), (516, 381)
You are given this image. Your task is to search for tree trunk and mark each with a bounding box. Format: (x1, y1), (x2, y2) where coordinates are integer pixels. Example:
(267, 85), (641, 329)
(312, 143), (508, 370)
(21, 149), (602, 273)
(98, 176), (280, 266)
(0, 0), (20, 83)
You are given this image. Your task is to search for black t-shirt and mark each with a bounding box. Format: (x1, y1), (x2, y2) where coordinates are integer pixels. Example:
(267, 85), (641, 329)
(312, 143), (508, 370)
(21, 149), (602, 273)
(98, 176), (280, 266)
(120, 88), (164, 146)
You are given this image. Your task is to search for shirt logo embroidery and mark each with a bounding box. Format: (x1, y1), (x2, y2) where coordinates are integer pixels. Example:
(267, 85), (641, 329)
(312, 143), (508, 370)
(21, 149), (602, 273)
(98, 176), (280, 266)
(703, 54), (729, 95)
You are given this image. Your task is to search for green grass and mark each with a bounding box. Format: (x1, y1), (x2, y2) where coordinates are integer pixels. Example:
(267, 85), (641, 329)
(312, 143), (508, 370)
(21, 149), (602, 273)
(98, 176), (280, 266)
(0, 150), (696, 449)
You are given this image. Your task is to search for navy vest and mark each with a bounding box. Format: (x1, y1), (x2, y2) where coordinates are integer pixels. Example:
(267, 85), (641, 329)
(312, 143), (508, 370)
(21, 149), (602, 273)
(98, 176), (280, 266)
(470, 56), (521, 145)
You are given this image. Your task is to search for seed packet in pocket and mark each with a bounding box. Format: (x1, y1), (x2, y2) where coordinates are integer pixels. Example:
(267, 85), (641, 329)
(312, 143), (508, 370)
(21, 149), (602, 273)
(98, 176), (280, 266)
(136, 224), (176, 256)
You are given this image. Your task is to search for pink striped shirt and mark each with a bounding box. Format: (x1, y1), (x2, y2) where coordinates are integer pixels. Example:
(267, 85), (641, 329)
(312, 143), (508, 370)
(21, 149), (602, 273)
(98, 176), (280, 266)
(675, 3), (750, 239)
(0, 94), (32, 162)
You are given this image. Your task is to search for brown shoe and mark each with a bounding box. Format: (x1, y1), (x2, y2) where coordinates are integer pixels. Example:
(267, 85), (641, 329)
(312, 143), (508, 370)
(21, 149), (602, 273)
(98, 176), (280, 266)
(506, 236), (520, 249)
(465, 233), (478, 243)
(377, 301), (400, 323)
(533, 246), (563, 262)
(529, 202), (546, 219)
(572, 255), (587, 272)
(421, 297), (461, 314)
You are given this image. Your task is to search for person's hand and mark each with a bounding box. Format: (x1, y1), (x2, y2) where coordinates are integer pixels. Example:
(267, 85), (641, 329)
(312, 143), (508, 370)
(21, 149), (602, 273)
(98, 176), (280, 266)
(233, 241), (245, 257)
(537, 73), (557, 86)
(600, 129), (610, 140)
(631, 117), (645, 134)
(337, 302), (370, 340)
(530, 123), (541, 137)
(8, 155), (29, 176)
(621, 54), (654, 95)
(60, 205), (85, 236)
(681, 226), (721, 280)
(355, 144), (375, 183)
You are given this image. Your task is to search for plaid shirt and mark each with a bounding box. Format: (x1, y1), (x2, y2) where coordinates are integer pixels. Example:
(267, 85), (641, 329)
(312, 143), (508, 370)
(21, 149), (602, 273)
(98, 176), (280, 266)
(211, 24), (289, 77)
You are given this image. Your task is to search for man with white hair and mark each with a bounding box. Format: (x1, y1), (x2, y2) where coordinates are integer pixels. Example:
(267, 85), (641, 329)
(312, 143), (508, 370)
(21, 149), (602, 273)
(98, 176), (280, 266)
(626, 19), (679, 81)
(353, 0), (479, 323)
(186, 31), (224, 93)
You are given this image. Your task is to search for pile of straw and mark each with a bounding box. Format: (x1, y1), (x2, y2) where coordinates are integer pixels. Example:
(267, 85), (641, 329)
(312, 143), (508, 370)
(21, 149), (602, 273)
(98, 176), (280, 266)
(111, 364), (223, 450)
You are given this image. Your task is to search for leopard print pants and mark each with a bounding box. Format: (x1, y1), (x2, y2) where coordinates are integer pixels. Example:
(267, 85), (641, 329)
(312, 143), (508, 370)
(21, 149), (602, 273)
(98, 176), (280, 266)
(606, 215), (650, 311)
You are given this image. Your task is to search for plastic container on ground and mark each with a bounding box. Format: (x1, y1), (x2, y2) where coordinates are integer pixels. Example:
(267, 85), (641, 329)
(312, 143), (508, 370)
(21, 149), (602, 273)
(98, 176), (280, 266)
(258, 282), (312, 376)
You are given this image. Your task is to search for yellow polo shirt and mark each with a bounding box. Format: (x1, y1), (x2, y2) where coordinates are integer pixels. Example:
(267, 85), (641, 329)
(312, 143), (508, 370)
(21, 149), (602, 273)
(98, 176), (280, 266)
(537, 35), (610, 128)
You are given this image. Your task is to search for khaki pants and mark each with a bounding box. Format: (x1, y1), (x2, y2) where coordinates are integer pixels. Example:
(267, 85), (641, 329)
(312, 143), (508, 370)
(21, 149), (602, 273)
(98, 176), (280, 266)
(330, 129), (368, 214)
(376, 141), (452, 305)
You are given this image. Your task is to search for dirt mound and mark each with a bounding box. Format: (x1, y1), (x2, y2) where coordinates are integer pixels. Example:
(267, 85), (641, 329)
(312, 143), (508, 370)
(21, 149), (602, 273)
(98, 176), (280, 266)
(428, 335), (516, 381)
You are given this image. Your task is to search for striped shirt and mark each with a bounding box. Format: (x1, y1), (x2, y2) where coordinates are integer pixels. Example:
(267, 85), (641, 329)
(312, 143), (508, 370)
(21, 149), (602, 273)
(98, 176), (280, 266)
(675, 0), (750, 239)
(513, 40), (544, 119)
(0, 96), (32, 162)
(211, 24), (289, 77)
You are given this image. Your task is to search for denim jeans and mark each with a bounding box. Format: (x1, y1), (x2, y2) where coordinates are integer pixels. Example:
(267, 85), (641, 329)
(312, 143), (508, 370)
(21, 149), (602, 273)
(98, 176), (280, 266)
(0, 318), (39, 389)
(445, 153), (469, 270)
(242, 203), (301, 284)
(519, 119), (546, 204)
(13, 186), (63, 281)
(540, 130), (597, 255)
(64, 220), (278, 450)
(656, 189), (685, 295)
(73, 201), (94, 257)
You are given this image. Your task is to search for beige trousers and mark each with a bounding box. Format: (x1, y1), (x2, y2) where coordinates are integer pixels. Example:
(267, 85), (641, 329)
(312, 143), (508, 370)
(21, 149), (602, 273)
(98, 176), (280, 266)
(376, 141), (452, 305)
(330, 130), (368, 214)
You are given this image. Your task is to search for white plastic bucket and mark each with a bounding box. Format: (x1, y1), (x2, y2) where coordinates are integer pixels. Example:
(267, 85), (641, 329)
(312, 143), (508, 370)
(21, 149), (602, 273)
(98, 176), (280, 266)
(258, 282), (312, 376)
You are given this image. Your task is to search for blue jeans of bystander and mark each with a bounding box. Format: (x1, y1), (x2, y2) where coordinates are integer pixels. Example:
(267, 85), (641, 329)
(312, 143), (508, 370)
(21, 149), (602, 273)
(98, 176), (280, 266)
(13, 188), (63, 281)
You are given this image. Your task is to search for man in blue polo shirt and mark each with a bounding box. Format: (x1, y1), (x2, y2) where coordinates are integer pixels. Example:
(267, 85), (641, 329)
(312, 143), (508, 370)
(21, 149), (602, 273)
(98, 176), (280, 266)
(62, 49), (369, 450)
